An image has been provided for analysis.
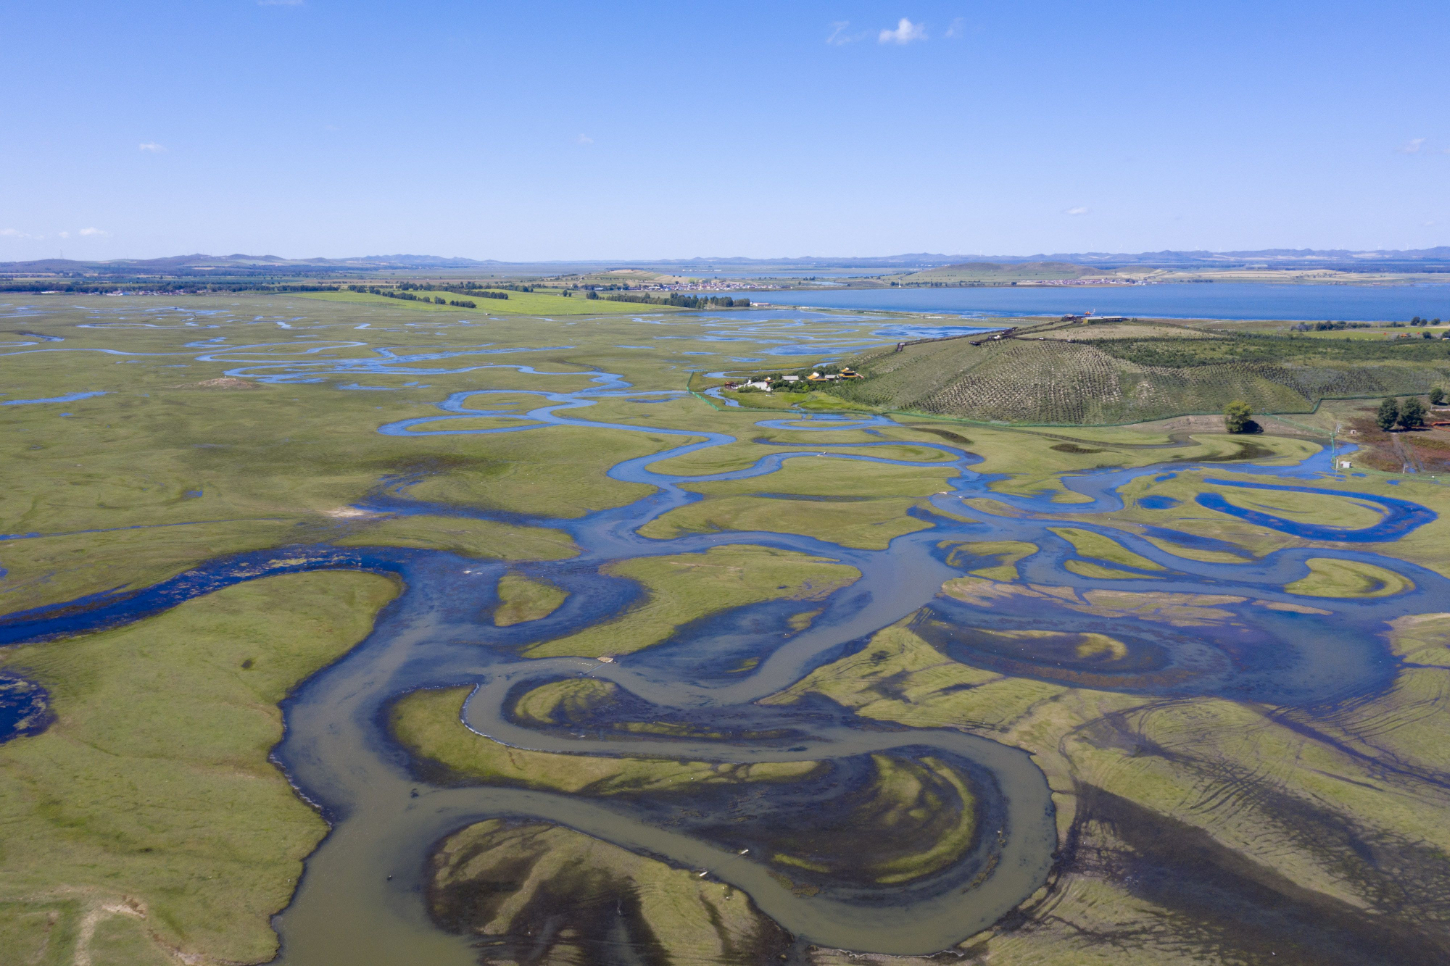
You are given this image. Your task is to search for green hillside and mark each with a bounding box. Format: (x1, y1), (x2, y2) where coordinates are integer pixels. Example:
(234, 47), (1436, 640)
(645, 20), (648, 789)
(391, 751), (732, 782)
(828, 327), (1450, 424)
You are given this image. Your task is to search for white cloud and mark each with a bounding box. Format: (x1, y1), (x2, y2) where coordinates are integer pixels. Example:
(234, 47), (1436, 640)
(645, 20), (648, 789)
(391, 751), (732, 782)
(879, 18), (927, 44)
(576, 133), (593, 145)
(138, 142), (166, 153)
(1398, 137), (1426, 154)
(78, 227), (107, 237)
(945, 17), (966, 38)
(0, 228), (26, 237)
(1065, 206), (1090, 216)
(58, 231), (70, 239)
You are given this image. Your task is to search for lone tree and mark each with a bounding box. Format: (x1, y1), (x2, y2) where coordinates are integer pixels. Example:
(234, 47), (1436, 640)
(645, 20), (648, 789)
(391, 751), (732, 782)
(1431, 387), (1446, 405)
(1376, 397), (1400, 431)
(1223, 400), (1253, 433)
(1398, 397), (1427, 430)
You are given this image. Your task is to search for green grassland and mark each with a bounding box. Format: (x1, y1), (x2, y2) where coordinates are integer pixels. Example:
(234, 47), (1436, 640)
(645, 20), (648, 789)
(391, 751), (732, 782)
(403, 425), (686, 518)
(509, 677), (615, 724)
(392, 686), (820, 793)
(1206, 486), (1389, 529)
(1285, 557), (1413, 597)
(492, 572), (569, 626)
(297, 287), (665, 316)
(939, 540), (1039, 580)
(0, 572), (398, 965)
(0, 297), (751, 613)
(637, 456), (954, 549)
(525, 545), (858, 658)
(333, 513), (576, 560)
(1049, 527), (1165, 571)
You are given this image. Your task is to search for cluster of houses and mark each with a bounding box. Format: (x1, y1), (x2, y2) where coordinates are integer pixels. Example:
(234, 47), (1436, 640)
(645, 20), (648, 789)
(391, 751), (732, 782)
(723, 368), (863, 392)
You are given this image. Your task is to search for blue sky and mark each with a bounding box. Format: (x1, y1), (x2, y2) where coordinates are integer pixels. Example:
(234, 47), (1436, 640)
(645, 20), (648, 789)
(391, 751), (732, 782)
(2, 1), (1447, 261)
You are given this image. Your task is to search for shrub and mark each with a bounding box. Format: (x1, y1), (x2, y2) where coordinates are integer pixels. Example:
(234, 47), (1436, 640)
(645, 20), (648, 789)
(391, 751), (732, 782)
(1431, 387), (1446, 406)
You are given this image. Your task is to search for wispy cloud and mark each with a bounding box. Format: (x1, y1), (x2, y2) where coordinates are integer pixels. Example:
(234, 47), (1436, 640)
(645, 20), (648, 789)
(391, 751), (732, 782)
(78, 227), (107, 237)
(945, 17), (966, 38)
(0, 228), (28, 238)
(58, 231), (70, 239)
(1065, 206), (1090, 216)
(1398, 137), (1426, 154)
(879, 18), (927, 44)
(138, 142), (166, 153)
(827, 21), (867, 45)
(576, 133), (593, 145)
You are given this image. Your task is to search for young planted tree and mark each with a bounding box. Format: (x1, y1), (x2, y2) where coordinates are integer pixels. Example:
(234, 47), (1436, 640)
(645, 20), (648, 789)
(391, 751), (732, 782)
(1376, 397), (1401, 431)
(1223, 400), (1253, 433)
(1398, 397), (1427, 430)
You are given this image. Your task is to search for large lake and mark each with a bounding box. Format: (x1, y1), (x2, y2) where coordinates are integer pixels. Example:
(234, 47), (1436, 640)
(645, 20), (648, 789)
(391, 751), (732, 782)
(760, 282), (1450, 322)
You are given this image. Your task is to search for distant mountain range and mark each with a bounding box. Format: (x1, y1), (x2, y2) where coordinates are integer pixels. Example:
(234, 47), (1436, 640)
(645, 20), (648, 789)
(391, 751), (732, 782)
(5, 248), (1450, 276)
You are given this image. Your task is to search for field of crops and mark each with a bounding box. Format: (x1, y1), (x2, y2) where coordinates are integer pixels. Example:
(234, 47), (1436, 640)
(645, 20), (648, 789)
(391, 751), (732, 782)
(831, 330), (1450, 425)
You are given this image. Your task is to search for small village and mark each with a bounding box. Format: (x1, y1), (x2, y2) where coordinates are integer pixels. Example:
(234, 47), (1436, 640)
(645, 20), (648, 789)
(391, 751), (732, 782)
(722, 365), (864, 393)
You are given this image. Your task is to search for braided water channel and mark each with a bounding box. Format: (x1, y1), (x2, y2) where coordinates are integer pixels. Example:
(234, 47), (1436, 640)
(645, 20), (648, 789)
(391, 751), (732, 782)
(2, 369), (1443, 965)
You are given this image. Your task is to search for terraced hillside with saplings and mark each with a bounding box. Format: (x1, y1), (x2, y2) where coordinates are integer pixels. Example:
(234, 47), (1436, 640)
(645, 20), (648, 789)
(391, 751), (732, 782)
(830, 321), (1450, 424)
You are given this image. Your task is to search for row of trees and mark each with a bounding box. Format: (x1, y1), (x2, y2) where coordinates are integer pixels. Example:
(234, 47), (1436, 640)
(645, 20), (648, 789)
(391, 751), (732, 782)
(347, 284), (495, 306)
(1377, 396), (1428, 431)
(448, 281), (533, 293)
(1290, 321), (1372, 332)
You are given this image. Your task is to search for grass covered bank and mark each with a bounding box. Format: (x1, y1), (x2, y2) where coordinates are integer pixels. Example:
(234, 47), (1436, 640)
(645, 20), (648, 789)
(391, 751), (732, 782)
(0, 571), (398, 965)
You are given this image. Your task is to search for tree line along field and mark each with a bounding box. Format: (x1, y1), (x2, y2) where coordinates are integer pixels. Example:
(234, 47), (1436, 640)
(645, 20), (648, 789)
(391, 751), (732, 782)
(826, 322), (1450, 425)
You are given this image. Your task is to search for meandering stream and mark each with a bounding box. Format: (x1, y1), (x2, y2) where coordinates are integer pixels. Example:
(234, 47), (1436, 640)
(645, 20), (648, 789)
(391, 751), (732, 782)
(1, 362), (1440, 964)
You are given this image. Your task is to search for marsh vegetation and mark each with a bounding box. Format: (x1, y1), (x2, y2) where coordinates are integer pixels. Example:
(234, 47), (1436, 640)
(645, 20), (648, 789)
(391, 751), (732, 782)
(2, 295), (1449, 966)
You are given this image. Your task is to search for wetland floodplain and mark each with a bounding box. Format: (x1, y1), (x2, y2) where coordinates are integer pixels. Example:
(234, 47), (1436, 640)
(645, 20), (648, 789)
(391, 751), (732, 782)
(3, 295), (1450, 966)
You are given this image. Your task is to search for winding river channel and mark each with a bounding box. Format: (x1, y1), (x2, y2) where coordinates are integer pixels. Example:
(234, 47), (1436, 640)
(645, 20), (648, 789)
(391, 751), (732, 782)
(1, 357), (1442, 963)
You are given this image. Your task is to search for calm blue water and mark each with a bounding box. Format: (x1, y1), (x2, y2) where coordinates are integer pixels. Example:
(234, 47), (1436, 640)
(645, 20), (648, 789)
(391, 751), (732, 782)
(2, 391), (108, 406)
(0, 675), (49, 743)
(764, 283), (1450, 322)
